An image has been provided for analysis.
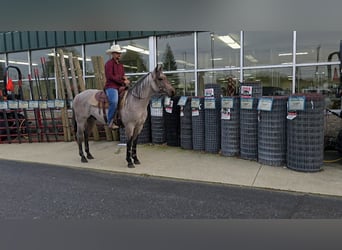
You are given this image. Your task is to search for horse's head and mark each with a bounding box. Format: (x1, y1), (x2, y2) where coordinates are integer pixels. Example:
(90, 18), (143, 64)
(152, 64), (175, 97)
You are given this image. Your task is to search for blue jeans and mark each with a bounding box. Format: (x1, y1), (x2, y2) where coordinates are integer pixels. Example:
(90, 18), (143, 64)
(105, 88), (118, 125)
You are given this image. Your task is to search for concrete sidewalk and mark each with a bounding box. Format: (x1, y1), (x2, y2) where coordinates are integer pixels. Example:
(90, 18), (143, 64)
(0, 141), (342, 197)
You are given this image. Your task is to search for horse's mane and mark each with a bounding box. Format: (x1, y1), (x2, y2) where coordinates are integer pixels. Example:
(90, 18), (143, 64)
(128, 72), (153, 99)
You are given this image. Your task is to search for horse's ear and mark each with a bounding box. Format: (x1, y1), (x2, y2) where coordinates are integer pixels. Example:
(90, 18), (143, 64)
(155, 63), (163, 73)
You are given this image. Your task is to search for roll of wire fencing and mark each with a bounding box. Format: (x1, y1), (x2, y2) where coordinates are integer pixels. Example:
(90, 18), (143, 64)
(286, 93), (325, 172)
(178, 96), (193, 150)
(257, 96), (288, 166)
(221, 96), (240, 157)
(191, 97), (205, 151)
(204, 97), (221, 153)
(164, 96), (180, 147)
(239, 82), (263, 161)
(150, 96), (166, 144)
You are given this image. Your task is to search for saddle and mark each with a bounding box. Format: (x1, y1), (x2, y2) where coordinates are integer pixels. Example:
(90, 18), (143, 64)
(94, 87), (127, 126)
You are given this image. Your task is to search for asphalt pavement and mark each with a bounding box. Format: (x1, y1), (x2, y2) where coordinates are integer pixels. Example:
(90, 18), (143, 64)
(0, 141), (341, 197)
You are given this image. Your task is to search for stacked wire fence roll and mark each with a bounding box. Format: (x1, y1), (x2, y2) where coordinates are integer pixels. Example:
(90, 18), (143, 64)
(286, 93), (325, 172)
(221, 96), (240, 157)
(164, 96), (180, 147)
(240, 97), (259, 160)
(119, 127), (126, 143)
(150, 97), (166, 144)
(179, 96), (193, 150)
(239, 82), (262, 161)
(258, 96), (288, 166)
(204, 97), (221, 153)
(191, 97), (205, 151)
(204, 83), (222, 98)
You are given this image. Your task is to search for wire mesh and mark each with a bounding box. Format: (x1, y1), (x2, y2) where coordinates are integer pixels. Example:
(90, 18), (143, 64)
(286, 93), (325, 172)
(192, 97), (205, 151)
(205, 97), (221, 153)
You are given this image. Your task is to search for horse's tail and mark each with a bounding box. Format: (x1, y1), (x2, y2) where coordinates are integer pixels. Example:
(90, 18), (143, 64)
(72, 107), (77, 141)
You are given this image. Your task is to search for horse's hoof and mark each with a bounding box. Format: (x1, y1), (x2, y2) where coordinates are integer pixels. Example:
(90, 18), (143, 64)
(127, 163), (135, 168)
(87, 154), (94, 160)
(81, 157), (88, 163)
(134, 159), (141, 165)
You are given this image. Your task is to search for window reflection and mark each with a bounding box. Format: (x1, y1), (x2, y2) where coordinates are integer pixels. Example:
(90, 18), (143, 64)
(243, 68), (292, 96)
(197, 31), (240, 69)
(296, 31), (342, 64)
(118, 39), (149, 73)
(157, 33), (195, 70)
(244, 31), (293, 66)
(165, 72), (195, 96)
(296, 66), (340, 109)
(197, 70), (240, 96)
(85, 42), (110, 75)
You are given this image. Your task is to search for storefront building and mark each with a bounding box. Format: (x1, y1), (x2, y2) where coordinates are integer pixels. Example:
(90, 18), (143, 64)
(0, 31), (341, 110)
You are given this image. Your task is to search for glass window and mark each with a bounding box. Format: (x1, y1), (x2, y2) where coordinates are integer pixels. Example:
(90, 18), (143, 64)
(244, 31), (293, 67)
(7, 52), (30, 80)
(296, 31), (342, 64)
(197, 70), (240, 96)
(0, 53), (6, 91)
(30, 49), (56, 100)
(197, 31), (240, 69)
(166, 72), (195, 96)
(157, 33), (195, 71)
(243, 67), (293, 96)
(118, 38), (149, 73)
(85, 42), (111, 76)
(296, 65), (340, 109)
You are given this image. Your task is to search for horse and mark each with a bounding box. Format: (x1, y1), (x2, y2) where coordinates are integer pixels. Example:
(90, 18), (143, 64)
(72, 64), (175, 167)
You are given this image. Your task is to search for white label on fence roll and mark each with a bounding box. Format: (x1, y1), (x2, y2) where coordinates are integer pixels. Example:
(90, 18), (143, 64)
(204, 88), (214, 97)
(191, 98), (200, 109)
(177, 96), (188, 106)
(240, 98), (254, 109)
(221, 108), (231, 120)
(29, 100), (39, 108)
(288, 96), (305, 111)
(0, 101), (8, 109)
(204, 97), (216, 109)
(55, 99), (65, 108)
(192, 109), (199, 116)
(47, 100), (55, 108)
(241, 86), (252, 97)
(18, 100), (29, 109)
(257, 97), (273, 111)
(8, 100), (18, 109)
(221, 97), (234, 109)
(39, 100), (48, 109)
(165, 100), (173, 114)
(151, 98), (162, 108)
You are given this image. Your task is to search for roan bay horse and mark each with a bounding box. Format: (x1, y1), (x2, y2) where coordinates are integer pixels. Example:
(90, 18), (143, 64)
(72, 64), (175, 167)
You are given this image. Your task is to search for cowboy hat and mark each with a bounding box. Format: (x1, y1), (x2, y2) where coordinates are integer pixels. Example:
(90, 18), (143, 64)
(106, 44), (126, 54)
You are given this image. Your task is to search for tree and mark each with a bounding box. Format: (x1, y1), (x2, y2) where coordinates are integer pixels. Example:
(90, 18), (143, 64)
(162, 43), (180, 94)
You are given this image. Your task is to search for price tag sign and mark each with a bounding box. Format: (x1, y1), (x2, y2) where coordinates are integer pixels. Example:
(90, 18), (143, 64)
(39, 100), (48, 109)
(221, 97), (234, 109)
(47, 100), (55, 108)
(0, 101), (8, 109)
(55, 99), (65, 108)
(204, 88), (214, 97)
(18, 100), (29, 109)
(240, 97), (254, 110)
(177, 96), (188, 106)
(8, 100), (18, 109)
(257, 97), (273, 111)
(29, 100), (39, 108)
(191, 97), (200, 109)
(288, 96), (305, 111)
(151, 98), (162, 108)
(204, 97), (216, 109)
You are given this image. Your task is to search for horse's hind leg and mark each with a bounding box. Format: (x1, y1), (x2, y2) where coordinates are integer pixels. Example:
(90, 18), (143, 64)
(76, 123), (88, 163)
(132, 137), (140, 165)
(84, 117), (96, 160)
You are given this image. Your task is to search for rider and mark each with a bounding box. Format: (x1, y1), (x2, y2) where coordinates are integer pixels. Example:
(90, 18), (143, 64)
(104, 44), (130, 129)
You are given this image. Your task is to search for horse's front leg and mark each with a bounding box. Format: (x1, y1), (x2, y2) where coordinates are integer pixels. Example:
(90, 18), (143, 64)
(126, 137), (135, 168)
(132, 137), (140, 165)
